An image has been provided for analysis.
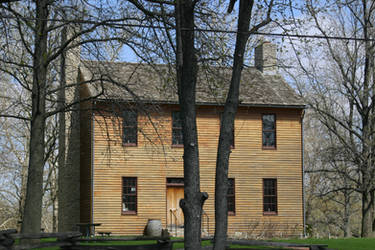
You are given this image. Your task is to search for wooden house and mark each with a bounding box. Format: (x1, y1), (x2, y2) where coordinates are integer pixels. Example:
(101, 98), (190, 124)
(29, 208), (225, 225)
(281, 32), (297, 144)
(77, 42), (306, 238)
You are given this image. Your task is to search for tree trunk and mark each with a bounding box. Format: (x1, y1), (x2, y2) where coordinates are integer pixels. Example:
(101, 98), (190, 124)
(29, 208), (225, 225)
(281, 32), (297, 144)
(361, 0), (375, 238)
(52, 196), (58, 232)
(21, 0), (49, 234)
(17, 163), (28, 232)
(175, 1), (207, 249)
(343, 192), (351, 237)
(362, 190), (374, 237)
(214, 1), (253, 249)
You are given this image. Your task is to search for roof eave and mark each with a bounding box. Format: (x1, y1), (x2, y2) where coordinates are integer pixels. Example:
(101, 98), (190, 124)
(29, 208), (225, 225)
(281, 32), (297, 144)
(95, 98), (307, 109)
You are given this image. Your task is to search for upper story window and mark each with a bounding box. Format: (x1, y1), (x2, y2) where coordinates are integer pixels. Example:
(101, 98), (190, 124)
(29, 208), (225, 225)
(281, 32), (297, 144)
(263, 178), (277, 215)
(262, 114), (276, 149)
(227, 178), (235, 215)
(220, 113), (235, 148)
(122, 177), (137, 214)
(123, 110), (137, 146)
(172, 111), (183, 146)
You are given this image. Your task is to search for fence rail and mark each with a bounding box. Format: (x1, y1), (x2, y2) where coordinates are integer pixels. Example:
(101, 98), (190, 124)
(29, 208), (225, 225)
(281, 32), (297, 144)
(1, 229), (330, 250)
(0, 230), (172, 250)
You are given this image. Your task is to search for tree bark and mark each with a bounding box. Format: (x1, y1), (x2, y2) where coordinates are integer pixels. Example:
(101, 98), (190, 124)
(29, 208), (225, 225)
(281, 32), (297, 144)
(21, 0), (49, 234)
(17, 163), (28, 232)
(343, 191), (351, 237)
(361, 190), (374, 237)
(175, 1), (208, 249)
(214, 1), (253, 249)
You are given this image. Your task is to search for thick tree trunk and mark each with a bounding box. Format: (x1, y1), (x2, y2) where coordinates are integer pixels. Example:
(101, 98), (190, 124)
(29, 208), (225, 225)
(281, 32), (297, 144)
(175, 1), (207, 249)
(361, 0), (375, 238)
(362, 190), (374, 237)
(21, 0), (49, 234)
(214, 1), (253, 249)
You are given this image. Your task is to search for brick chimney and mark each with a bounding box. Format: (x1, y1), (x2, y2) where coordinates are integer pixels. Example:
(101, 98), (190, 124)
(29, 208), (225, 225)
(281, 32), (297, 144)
(254, 40), (277, 74)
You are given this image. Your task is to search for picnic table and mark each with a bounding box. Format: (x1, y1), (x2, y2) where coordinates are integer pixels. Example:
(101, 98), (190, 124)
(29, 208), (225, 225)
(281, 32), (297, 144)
(76, 223), (101, 237)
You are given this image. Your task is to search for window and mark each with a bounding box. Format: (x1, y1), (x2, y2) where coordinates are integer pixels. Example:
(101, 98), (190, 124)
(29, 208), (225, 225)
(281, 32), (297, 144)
(262, 114), (276, 148)
(122, 177), (137, 214)
(263, 178), (277, 214)
(227, 178), (235, 215)
(220, 113), (235, 148)
(123, 110), (137, 146)
(166, 178), (184, 186)
(172, 111), (183, 146)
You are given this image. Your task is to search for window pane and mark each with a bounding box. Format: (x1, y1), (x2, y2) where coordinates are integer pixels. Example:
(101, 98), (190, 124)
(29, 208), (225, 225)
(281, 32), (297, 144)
(124, 127), (137, 144)
(227, 178), (235, 213)
(172, 129), (183, 145)
(172, 111), (183, 145)
(262, 114), (276, 148)
(262, 131), (275, 147)
(263, 179), (277, 213)
(172, 111), (182, 127)
(123, 110), (137, 144)
(262, 114), (275, 130)
(127, 196), (136, 202)
(264, 204), (272, 212)
(123, 110), (137, 125)
(122, 177), (137, 213)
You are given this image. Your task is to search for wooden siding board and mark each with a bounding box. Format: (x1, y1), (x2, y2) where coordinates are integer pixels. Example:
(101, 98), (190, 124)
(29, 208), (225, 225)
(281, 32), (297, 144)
(88, 105), (303, 236)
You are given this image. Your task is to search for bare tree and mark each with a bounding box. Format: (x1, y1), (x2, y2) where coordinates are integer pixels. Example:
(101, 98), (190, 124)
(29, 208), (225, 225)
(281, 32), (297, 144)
(282, 0), (375, 237)
(302, 110), (361, 237)
(213, 0), (274, 248)
(174, 1), (208, 248)
(0, 0), (139, 233)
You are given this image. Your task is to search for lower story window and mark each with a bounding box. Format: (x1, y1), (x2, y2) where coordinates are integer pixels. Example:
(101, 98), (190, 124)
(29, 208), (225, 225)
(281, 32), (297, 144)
(122, 177), (137, 214)
(263, 178), (277, 214)
(227, 178), (235, 215)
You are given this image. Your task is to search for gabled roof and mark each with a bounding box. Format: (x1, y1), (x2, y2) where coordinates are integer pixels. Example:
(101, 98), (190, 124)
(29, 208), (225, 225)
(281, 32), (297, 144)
(80, 61), (305, 108)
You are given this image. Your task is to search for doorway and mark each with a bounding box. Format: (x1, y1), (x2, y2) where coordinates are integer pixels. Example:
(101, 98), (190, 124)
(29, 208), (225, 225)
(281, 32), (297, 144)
(166, 178), (184, 228)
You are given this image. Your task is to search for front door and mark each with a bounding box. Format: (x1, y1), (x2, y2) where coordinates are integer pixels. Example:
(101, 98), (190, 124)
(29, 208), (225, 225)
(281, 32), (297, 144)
(166, 186), (184, 227)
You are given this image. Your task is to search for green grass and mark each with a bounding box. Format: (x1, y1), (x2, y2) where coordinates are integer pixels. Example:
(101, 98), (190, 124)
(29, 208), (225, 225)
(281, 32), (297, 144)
(229, 245), (291, 249)
(79, 240), (158, 246)
(25, 237), (375, 250)
(172, 239), (212, 249)
(276, 237), (375, 250)
(172, 239), (290, 249)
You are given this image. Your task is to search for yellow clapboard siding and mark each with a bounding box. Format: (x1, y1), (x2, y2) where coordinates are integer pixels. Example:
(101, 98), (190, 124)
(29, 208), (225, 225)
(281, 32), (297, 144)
(80, 104), (304, 236)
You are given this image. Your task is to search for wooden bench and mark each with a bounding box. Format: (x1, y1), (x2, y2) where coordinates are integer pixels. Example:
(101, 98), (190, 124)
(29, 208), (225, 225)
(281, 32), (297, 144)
(98, 231), (112, 237)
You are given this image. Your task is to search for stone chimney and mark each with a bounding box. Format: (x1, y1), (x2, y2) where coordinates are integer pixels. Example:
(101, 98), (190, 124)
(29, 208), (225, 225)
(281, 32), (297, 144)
(254, 40), (277, 74)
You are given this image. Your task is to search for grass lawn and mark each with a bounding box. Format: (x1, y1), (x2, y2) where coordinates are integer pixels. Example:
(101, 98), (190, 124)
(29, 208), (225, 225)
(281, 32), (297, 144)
(27, 237), (375, 250)
(276, 237), (375, 250)
(35, 238), (288, 249)
(229, 246), (292, 249)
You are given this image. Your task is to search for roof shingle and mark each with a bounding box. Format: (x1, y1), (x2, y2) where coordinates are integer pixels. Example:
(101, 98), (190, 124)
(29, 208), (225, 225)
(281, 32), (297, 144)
(80, 61), (305, 108)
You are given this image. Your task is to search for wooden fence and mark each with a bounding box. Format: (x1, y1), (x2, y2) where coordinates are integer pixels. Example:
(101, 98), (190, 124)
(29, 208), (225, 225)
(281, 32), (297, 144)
(0, 230), (172, 250)
(1, 229), (330, 250)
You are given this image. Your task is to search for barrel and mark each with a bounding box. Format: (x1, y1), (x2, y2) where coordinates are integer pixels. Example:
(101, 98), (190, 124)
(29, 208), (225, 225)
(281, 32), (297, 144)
(146, 219), (162, 236)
